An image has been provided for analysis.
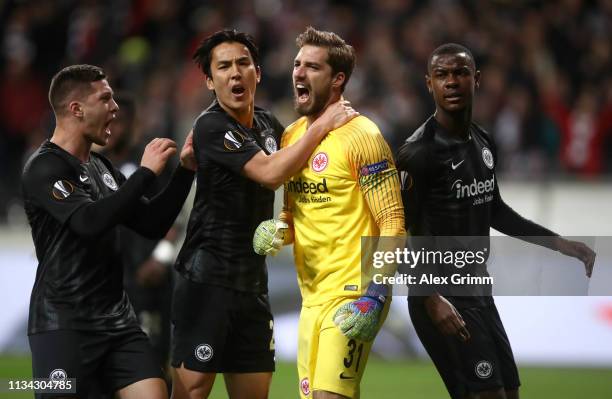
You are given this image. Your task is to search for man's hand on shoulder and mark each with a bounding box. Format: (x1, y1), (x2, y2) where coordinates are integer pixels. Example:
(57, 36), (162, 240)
(310, 99), (359, 138)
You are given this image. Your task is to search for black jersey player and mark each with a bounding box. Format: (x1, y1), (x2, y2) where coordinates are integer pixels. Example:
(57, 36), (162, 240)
(396, 44), (595, 399)
(22, 65), (196, 399)
(170, 30), (357, 399)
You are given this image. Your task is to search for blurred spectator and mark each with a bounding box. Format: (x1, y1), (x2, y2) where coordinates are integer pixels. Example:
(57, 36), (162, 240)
(2, 0), (611, 222)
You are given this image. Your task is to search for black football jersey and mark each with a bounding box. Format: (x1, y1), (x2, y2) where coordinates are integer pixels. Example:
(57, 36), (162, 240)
(396, 116), (499, 306)
(175, 100), (284, 293)
(22, 141), (137, 334)
(396, 116), (500, 237)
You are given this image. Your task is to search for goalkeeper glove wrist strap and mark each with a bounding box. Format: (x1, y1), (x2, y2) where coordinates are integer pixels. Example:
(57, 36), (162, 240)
(365, 282), (388, 304)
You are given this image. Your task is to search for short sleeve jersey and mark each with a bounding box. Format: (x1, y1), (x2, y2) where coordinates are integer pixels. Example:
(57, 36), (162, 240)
(174, 100), (284, 293)
(22, 141), (137, 334)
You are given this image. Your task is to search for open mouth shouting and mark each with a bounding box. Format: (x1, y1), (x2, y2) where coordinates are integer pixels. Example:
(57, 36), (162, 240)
(104, 117), (115, 137)
(295, 83), (311, 105)
(231, 84), (246, 99)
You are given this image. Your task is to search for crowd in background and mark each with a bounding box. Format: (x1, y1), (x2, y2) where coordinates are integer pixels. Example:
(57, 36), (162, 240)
(1, 0), (611, 223)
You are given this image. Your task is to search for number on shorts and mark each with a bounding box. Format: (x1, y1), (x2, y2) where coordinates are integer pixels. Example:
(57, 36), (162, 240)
(343, 339), (364, 372)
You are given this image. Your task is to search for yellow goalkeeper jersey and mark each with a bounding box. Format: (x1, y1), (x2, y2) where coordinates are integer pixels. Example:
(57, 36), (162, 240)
(281, 115), (405, 307)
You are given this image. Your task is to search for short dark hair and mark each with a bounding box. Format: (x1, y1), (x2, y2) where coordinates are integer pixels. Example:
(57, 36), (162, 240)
(428, 43), (476, 72)
(296, 26), (356, 92)
(48, 64), (106, 116)
(193, 29), (260, 77)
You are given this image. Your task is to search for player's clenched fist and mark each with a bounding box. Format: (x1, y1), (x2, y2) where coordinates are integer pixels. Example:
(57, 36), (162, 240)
(333, 296), (383, 342)
(253, 219), (288, 256)
(140, 138), (177, 175)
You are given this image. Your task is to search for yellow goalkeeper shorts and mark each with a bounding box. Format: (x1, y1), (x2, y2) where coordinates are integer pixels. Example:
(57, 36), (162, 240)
(296, 296), (391, 399)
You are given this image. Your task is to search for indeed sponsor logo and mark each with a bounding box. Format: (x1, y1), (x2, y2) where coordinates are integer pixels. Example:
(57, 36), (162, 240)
(286, 178), (329, 194)
(452, 176), (495, 199)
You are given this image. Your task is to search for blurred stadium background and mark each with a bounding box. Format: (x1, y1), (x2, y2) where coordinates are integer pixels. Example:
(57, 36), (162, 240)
(1, 0), (611, 398)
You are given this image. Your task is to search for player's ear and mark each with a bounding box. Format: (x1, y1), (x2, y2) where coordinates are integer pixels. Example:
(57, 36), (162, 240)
(474, 70), (481, 89)
(69, 101), (84, 118)
(256, 65), (261, 83)
(425, 75), (433, 94)
(205, 74), (215, 91)
(332, 72), (345, 90)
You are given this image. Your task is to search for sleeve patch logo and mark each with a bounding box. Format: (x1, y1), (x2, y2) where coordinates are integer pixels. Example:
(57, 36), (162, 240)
(360, 159), (389, 176)
(52, 180), (74, 200)
(400, 171), (413, 190)
(224, 130), (245, 151)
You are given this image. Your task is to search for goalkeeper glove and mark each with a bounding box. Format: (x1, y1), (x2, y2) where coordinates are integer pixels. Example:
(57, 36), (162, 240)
(253, 219), (288, 256)
(333, 296), (384, 342)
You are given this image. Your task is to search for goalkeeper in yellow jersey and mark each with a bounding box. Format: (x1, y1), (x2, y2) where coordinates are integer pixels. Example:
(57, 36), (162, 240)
(253, 27), (405, 399)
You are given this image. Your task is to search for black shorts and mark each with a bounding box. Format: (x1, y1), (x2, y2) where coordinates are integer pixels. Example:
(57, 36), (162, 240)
(408, 297), (520, 398)
(171, 275), (275, 373)
(29, 326), (164, 398)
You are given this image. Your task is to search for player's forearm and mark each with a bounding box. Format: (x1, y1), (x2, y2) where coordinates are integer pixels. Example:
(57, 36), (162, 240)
(256, 123), (327, 189)
(68, 167), (156, 238)
(126, 165), (194, 239)
(364, 169), (406, 278)
(491, 197), (559, 250)
(375, 212), (406, 277)
(378, 211), (407, 237)
(365, 171), (406, 237)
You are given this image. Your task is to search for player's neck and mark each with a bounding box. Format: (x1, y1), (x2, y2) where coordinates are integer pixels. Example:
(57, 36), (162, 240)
(220, 101), (254, 128)
(435, 108), (472, 139)
(50, 122), (92, 163)
(306, 93), (341, 127)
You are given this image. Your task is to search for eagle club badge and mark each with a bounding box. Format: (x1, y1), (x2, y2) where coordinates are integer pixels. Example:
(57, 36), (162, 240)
(195, 344), (213, 362)
(300, 377), (310, 396)
(102, 172), (118, 191)
(475, 360), (493, 379)
(311, 152), (328, 172)
(482, 147), (494, 169)
(264, 136), (277, 153)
